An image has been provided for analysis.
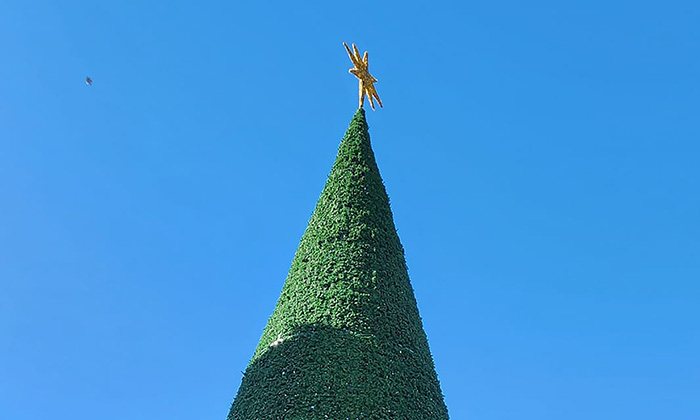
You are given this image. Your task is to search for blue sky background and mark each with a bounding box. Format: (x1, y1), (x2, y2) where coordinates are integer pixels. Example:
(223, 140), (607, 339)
(1, 1), (698, 419)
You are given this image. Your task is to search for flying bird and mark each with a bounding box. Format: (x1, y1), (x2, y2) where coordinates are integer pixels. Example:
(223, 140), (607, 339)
(85, 77), (93, 86)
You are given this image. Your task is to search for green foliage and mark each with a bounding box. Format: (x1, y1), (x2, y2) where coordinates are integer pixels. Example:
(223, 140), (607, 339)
(227, 108), (449, 419)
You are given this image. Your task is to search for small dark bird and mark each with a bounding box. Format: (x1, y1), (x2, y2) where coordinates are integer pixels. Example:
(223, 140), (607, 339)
(85, 77), (93, 86)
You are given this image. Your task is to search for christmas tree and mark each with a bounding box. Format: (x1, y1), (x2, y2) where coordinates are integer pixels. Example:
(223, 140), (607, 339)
(226, 108), (449, 419)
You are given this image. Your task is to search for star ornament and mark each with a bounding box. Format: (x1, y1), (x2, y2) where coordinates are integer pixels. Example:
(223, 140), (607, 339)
(343, 42), (383, 110)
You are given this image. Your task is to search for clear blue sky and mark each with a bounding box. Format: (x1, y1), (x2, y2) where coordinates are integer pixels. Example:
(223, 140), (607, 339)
(1, 1), (698, 419)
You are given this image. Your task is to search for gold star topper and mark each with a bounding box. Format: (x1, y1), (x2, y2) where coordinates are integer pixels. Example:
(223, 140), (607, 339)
(344, 42), (383, 110)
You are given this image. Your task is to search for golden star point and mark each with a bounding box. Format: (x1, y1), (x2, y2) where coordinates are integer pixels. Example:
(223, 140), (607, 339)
(343, 42), (383, 110)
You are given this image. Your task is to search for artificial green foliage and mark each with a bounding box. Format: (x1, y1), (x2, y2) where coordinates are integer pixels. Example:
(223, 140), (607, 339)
(227, 108), (449, 419)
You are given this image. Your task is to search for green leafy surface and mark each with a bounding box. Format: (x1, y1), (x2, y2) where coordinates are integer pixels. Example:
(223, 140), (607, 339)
(227, 109), (448, 419)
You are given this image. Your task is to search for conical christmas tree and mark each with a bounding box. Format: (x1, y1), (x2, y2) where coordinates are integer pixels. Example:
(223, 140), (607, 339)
(227, 109), (449, 419)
